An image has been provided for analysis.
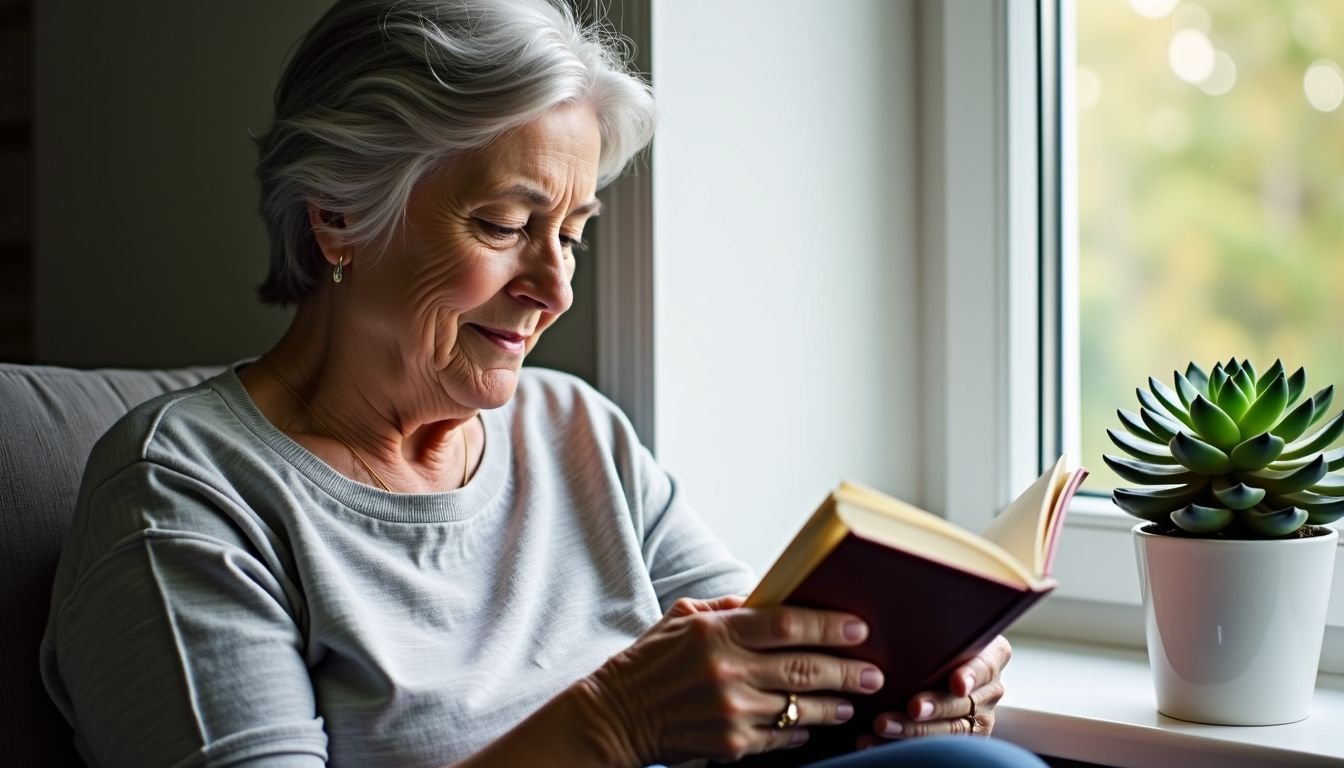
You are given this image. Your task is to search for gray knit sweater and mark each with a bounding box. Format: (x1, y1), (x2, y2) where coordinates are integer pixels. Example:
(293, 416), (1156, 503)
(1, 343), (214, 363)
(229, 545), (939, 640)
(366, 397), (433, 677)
(41, 365), (753, 767)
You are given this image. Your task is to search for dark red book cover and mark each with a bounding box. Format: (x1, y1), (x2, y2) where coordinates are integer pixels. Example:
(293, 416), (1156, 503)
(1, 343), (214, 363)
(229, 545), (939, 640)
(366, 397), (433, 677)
(727, 531), (1051, 767)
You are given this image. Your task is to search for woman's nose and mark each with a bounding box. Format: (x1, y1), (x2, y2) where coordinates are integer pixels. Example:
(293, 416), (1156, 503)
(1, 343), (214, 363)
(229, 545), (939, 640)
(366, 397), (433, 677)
(508, 236), (573, 313)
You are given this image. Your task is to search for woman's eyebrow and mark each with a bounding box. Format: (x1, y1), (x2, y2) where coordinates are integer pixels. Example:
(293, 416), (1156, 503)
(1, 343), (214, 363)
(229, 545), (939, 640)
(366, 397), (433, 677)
(490, 183), (603, 216)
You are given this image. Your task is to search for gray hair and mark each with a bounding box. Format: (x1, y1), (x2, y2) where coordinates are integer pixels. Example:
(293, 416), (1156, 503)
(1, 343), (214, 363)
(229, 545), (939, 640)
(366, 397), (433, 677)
(254, 0), (654, 305)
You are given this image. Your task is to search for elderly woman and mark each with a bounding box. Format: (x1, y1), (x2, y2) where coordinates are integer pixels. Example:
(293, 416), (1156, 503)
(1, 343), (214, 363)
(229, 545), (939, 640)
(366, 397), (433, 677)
(40, 2), (1044, 767)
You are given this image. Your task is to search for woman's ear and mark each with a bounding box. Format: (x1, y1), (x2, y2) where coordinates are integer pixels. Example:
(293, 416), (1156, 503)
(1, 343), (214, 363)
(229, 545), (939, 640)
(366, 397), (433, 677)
(306, 202), (351, 267)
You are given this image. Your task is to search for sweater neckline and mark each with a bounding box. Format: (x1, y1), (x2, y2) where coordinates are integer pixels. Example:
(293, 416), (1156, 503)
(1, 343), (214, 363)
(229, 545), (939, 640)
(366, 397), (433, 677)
(210, 361), (509, 523)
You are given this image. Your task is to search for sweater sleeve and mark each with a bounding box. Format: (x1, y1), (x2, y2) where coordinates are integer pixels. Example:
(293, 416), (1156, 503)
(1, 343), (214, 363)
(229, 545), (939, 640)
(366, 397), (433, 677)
(634, 443), (756, 612)
(42, 464), (328, 768)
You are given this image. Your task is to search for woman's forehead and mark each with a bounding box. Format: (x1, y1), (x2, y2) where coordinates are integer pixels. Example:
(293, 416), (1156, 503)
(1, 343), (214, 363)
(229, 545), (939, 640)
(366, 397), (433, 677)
(431, 105), (602, 209)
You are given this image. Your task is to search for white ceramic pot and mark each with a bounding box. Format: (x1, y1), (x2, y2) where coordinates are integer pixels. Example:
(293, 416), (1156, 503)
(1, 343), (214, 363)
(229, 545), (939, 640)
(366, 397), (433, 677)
(1133, 523), (1338, 725)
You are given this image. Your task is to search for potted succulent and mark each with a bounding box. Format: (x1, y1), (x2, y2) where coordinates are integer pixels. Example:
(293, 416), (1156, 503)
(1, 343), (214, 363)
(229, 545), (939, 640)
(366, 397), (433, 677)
(1105, 358), (1342, 725)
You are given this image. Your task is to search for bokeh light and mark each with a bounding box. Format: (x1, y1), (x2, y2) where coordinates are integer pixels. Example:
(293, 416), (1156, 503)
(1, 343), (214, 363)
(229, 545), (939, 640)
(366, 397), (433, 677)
(1304, 60), (1344, 112)
(1130, 0), (1181, 20)
(1198, 51), (1237, 96)
(1169, 29), (1216, 84)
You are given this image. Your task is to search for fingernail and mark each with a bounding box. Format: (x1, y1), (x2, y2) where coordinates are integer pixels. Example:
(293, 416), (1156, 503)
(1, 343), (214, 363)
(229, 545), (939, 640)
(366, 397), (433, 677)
(843, 620), (868, 642)
(961, 673), (976, 693)
(836, 703), (854, 722)
(789, 729), (810, 746)
(882, 721), (903, 738)
(860, 668), (883, 691)
(916, 700), (934, 720)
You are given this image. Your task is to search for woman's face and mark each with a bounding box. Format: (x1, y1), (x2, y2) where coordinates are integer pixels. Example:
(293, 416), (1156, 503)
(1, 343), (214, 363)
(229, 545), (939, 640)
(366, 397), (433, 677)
(340, 104), (601, 411)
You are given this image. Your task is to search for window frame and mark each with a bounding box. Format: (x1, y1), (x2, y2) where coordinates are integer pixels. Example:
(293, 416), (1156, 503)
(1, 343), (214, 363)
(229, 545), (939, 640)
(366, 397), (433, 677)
(925, 0), (1344, 674)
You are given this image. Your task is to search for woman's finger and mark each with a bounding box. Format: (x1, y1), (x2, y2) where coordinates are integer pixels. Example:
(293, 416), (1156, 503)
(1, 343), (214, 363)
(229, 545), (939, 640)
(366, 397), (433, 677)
(748, 651), (884, 697)
(854, 710), (994, 753)
(749, 691), (855, 728)
(871, 706), (987, 741)
(756, 726), (811, 754)
(949, 635), (1012, 696)
(905, 679), (1005, 722)
(724, 606), (869, 650)
(664, 595), (747, 618)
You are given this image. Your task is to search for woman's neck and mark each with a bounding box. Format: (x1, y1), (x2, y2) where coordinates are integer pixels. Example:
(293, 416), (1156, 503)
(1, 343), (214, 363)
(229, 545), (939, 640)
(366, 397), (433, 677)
(242, 291), (482, 493)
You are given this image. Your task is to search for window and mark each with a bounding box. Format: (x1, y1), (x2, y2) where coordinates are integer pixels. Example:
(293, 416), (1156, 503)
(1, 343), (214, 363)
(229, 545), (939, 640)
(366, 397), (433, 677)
(922, 0), (1344, 671)
(1071, 0), (1344, 496)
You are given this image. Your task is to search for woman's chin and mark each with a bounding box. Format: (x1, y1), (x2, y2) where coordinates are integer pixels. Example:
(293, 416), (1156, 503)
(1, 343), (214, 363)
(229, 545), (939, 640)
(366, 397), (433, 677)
(463, 367), (522, 410)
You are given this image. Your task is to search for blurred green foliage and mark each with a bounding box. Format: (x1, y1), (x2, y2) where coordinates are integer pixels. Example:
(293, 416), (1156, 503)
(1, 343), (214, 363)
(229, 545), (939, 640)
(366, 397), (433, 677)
(1079, 0), (1344, 493)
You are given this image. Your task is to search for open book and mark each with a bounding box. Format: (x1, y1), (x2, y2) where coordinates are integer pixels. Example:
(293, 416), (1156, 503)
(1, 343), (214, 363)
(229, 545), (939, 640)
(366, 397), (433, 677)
(738, 456), (1087, 764)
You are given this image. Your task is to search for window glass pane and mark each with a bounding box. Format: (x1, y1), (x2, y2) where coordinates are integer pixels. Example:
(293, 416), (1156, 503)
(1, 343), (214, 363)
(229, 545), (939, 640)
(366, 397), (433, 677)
(1076, 0), (1344, 492)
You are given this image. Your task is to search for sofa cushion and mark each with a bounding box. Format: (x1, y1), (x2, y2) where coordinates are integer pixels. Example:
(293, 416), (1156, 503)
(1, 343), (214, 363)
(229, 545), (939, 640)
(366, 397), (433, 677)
(0, 363), (220, 767)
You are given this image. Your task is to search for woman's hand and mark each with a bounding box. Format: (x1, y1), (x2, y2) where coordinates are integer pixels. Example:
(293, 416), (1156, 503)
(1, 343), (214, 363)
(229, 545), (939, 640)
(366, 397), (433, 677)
(860, 635), (1012, 748)
(583, 596), (885, 766)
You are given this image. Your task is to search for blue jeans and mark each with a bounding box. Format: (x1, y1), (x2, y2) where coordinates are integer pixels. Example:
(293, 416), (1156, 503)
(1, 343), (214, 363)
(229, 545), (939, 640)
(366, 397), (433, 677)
(804, 736), (1046, 767)
(651, 736), (1047, 767)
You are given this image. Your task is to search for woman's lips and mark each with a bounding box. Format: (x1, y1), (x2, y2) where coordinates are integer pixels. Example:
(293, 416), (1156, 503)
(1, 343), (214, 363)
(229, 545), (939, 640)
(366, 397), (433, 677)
(469, 324), (528, 354)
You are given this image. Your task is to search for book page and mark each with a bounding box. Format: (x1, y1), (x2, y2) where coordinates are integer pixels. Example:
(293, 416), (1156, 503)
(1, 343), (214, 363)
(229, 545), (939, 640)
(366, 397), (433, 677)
(980, 455), (1069, 574)
(833, 483), (1038, 588)
(1042, 468), (1089, 575)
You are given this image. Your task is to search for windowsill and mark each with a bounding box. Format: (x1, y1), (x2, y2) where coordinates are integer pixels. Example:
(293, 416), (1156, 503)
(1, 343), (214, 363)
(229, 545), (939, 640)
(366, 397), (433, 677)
(996, 636), (1344, 767)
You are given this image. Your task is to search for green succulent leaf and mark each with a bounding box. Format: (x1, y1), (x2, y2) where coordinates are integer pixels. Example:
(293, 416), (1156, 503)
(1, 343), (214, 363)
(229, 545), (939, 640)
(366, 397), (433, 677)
(1169, 431), (1232, 474)
(1286, 367), (1308, 407)
(1280, 410), (1344, 461)
(1103, 454), (1200, 485)
(1170, 504), (1233, 534)
(1138, 387), (1174, 422)
(1108, 429), (1177, 464)
(1244, 506), (1309, 537)
(1307, 507), (1344, 526)
(1232, 365), (1257, 402)
(1225, 357), (1241, 376)
(1215, 377), (1252, 423)
(1117, 409), (1161, 443)
(1270, 397), (1316, 442)
(1113, 483), (1207, 522)
(1185, 362), (1210, 398)
(1270, 490), (1344, 514)
(1308, 385), (1335, 427)
(1308, 474), (1344, 497)
(1190, 395), (1241, 450)
(1246, 455), (1328, 495)
(1212, 478), (1265, 510)
(1268, 492), (1344, 526)
(1148, 378), (1196, 430)
(1242, 359), (1259, 386)
(1229, 432), (1286, 470)
(1140, 407), (1183, 443)
(1174, 370), (1200, 410)
(1238, 372), (1288, 438)
(1255, 360), (1284, 395)
(1269, 446), (1344, 472)
(1209, 365), (1230, 401)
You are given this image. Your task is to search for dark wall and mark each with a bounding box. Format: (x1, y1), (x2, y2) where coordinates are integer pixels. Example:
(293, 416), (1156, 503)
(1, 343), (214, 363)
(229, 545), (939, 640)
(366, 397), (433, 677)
(28, 0), (596, 382)
(0, 0), (31, 362)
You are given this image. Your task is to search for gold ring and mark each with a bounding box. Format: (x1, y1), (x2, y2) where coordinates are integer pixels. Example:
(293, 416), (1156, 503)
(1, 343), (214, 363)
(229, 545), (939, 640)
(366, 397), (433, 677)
(965, 695), (977, 733)
(776, 693), (800, 729)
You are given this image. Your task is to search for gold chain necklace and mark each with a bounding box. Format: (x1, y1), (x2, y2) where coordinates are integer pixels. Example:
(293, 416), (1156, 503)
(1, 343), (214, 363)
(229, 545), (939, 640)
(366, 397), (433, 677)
(258, 358), (470, 492)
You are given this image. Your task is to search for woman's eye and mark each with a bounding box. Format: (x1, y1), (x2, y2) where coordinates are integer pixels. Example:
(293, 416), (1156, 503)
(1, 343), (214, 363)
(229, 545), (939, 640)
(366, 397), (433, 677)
(560, 233), (588, 252)
(479, 220), (522, 240)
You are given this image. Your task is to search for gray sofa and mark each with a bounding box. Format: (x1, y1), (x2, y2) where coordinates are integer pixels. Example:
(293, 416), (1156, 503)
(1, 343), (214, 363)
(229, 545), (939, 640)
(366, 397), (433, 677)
(0, 363), (219, 767)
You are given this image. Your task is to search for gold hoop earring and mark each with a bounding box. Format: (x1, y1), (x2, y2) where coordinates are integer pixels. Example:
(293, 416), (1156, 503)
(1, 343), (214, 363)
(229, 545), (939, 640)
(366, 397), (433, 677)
(332, 256), (344, 284)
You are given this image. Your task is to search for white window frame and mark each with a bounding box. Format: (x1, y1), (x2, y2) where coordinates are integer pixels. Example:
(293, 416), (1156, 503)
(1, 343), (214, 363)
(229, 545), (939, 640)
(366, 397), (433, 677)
(920, 0), (1344, 674)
